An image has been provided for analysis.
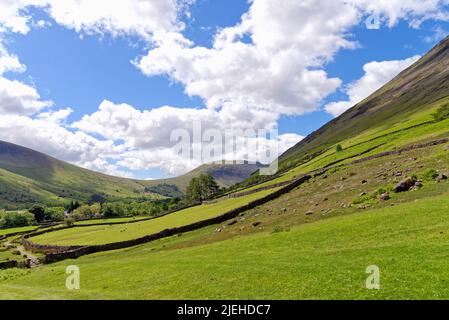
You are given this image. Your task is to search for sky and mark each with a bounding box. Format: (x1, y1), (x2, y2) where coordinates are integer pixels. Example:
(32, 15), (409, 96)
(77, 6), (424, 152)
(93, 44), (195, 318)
(0, 0), (448, 180)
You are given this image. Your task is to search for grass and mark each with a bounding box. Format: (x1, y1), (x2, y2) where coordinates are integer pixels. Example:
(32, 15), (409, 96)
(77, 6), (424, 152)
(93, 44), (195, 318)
(32, 188), (281, 246)
(0, 226), (37, 236)
(2, 192), (449, 299)
(74, 216), (151, 226)
(0, 248), (17, 262)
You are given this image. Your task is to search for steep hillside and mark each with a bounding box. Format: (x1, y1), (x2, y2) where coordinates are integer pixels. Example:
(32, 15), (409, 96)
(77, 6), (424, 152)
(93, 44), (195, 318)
(0, 140), (149, 208)
(279, 35), (449, 172)
(0, 141), (263, 208)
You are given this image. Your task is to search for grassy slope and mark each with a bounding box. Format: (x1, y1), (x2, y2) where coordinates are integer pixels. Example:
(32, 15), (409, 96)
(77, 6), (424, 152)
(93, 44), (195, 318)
(279, 36), (449, 174)
(0, 140), (151, 208)
(0, 226), (38, 236)
(32, 188), (280, 246)
(2, 192), (449, 299)
(237, 96), (449, 192)
(74, 216), (151, 226)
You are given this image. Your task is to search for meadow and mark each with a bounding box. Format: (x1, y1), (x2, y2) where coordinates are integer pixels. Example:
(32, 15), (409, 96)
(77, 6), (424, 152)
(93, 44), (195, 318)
(74, 216), (151, 226)
(0, 226), (38, 236)
(2, 192), (449, 299)
(31, 187), (280, 246)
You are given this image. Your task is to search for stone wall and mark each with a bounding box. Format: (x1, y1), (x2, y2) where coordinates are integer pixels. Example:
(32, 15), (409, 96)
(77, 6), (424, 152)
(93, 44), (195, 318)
(350, 139), (449, 165)
(25, 175), (312, 263)
(0, 260), (17, 269)
(0, 259), (31, 269)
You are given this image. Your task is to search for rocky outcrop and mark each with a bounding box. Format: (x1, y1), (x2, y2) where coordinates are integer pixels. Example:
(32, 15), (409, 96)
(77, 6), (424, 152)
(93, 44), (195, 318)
(393, 177), (418, 193)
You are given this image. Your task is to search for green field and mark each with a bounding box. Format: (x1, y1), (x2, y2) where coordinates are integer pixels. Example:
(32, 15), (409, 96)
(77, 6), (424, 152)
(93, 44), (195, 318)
(0, 226), (37, 236)
(74, 216), (151, 226)
(2, 192), (449, 299)
(32, 188), (280, 246)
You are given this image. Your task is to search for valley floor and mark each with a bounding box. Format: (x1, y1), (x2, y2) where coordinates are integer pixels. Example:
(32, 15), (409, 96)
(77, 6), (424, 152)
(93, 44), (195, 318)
(1, 188), (449, 299)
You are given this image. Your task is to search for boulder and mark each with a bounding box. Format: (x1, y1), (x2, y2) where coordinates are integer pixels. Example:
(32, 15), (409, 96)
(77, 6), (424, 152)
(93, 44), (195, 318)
(305, 210), (314, 215)
(437, 174), (448, 182)
(252, 222), (261, 227)
(393, 176), (417, 193)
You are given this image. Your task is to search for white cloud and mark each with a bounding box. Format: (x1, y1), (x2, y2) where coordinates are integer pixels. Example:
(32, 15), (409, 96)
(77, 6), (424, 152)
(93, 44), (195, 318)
(0, 114), (117, 162)
(349, 0), (449, 28)
(424, 25), (449, 43)
(0, 50), (25, 75)
(0, 77), (52, 115)
(37, 107), (73, 124)
(136, 0), (358, 122)
(0, 0), (194, 39)
(325, 55), (421, 117)
(0, 43), (52, 115)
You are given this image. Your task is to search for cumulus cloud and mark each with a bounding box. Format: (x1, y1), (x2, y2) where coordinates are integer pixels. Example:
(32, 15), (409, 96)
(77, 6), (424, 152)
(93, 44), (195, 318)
(0, 114), (117, 161)
(424, 25), (449, 43)
(325, 55), (421, 117)
(0, 0), (194, 38)
(0, 77), (53, 115)
(0, 46), (52, 115)
(136, 0), (358, 122)
(0, 50), (25, 75)
(349, 0), (449, 28)
(37, 107), (73, 124)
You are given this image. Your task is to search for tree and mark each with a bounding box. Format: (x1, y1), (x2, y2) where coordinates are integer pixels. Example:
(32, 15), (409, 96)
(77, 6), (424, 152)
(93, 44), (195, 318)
(336, 144), (343, 153)
(0, 211), (35, 228)
(432, 103), (449, 122)
(29, 205), (46, 222)
(186, 177), (202, 202)
(67, 200), (81, 213)
(72, 205), (94, 221)
(44, 207), (65, 221)
(199, 173), (219, 199)
(88, 194), (106, 205)
(186, 173), (220, 202)
(90, 203), (102, 218)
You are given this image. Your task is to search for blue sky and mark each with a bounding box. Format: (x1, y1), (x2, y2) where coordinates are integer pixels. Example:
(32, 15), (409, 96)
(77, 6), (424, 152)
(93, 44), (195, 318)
(0, 0), (448, 179)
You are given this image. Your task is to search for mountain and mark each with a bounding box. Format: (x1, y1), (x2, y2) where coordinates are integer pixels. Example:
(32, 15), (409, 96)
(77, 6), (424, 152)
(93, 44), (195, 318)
(0, 140), (263, 208)
(278, 35), (449, 172)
